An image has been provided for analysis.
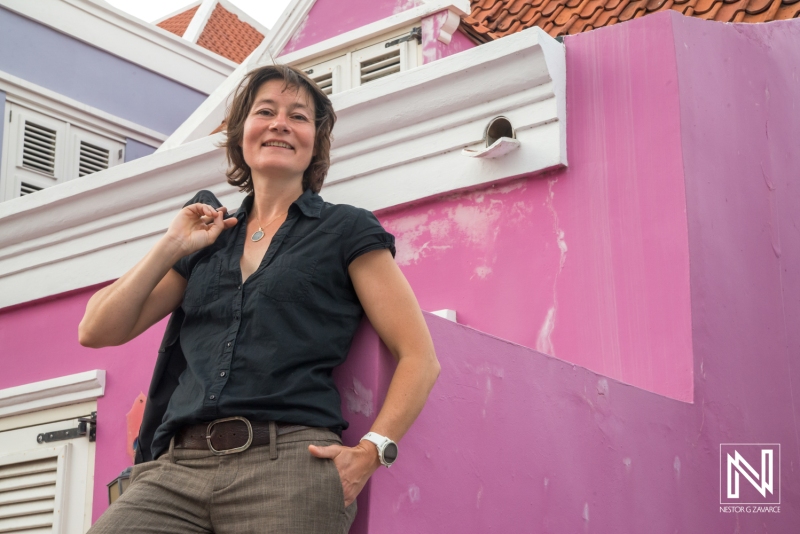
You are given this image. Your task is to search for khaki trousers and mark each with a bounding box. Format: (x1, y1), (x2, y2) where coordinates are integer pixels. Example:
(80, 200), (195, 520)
(89, 427), (357, 534)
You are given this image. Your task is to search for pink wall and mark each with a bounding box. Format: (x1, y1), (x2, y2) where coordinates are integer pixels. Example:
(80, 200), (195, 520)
(280, 0), (423, 55)
(342, 310), (798, 532)
(377, 12), (694, 402)
(0, 286), (167, 521)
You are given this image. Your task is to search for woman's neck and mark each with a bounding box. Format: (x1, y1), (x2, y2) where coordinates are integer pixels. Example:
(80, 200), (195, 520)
(250, 175), (304, 221)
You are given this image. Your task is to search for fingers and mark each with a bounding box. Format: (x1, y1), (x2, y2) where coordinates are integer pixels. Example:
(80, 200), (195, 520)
(308, 443), (342, 459)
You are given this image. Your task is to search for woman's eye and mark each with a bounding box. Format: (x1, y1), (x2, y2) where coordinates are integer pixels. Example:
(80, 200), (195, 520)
(292, 115), (309, 121)
(257, 109), (274, 116)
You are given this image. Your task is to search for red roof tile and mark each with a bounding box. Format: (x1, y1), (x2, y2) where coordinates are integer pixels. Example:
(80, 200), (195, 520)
(196, 3), (265, 63)
(461, 0), (800, 40)
(157, 5), (199, 37)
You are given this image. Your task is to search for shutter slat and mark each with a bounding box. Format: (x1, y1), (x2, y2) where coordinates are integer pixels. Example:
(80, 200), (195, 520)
(0, 499), (55, 520)
(20, 182), (44, 196)
(0, 459), (57, 480)
(0, 511), (53, 533)
(78, 140), (110, 177)
(21, 121), (57, 176)
(0, 485), (56, 506)
(360, 50), (401, 84)
(0, 471), (56, 492)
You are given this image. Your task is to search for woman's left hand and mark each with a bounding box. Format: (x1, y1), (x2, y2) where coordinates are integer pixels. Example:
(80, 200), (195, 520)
(308, 442), (381, 507)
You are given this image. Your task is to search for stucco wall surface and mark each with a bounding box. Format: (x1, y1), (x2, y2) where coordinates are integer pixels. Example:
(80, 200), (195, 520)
(280, 0), (424, 54)
(0, 6), (207, 134)
(377, 11), (694, 402)
(672, 12), (800, 495)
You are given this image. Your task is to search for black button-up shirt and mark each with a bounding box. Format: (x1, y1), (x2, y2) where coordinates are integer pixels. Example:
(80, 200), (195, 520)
(149, 189), (395, 459)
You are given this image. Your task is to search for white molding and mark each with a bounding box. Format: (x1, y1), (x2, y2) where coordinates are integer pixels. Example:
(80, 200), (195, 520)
(0, 27), (565, 308)
(435, 9), (461, 44)
(183, 0), (217, 43)
(431, 309), (457, 322)
(0, 0), (235, 94)
(0, 370), (105, 418)
(0, 70), (166, 147)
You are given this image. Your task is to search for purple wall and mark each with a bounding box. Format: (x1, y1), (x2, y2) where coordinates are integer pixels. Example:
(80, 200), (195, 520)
(281, 0), (423, 55)
(0, 6), (207, 135)
(124, 138), (157, 163)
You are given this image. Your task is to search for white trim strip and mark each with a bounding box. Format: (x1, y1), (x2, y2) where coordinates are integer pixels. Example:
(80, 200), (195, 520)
(0, 371), (105, 418)
(183, 0), (218, 43)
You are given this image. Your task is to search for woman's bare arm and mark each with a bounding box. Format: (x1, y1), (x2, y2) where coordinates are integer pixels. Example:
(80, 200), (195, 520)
(309, 248), (440, 506)
(78, 204), (237, 348)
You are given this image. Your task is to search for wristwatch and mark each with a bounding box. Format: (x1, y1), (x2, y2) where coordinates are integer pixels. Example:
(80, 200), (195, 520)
(360, 432), (398, 468)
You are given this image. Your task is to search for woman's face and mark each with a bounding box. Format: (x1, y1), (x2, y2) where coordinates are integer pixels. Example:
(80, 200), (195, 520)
(241, 79), (316, 184)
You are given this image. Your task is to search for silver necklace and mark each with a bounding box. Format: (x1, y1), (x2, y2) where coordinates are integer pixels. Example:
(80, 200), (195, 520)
(250, 210), (286, 242)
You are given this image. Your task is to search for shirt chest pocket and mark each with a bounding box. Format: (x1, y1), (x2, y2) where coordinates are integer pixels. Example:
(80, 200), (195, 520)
(182, 256), (221, 308)
(256, 255), (318, 303)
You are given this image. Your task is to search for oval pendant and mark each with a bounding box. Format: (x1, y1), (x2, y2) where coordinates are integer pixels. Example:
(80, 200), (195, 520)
(251, 229), (265, 242)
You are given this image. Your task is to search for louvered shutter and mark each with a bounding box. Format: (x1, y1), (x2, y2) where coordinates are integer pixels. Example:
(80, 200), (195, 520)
(21, 122), (58, 176)
(0, 446), (69, 534)
(0, 414), (96, 533)
(350, 34), (419, 89)
(304, 55), (348, 96)
(71, 126), (123, 180)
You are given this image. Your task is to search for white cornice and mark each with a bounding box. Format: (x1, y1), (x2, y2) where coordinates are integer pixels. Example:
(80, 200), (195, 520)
(0, 370), (105, 418)
(0, 27), (565, 308)
(0, 0), (235, 94)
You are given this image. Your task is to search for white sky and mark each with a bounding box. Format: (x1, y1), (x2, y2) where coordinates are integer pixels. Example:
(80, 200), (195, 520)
(104, 0), (292, 28)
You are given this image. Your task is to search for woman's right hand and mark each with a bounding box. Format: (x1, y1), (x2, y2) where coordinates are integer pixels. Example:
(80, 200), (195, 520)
(164, 203), (239, 257)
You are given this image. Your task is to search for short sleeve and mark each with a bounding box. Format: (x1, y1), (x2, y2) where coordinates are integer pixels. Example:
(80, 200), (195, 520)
(343, 208), (396, 267)
(171, 190), (224, 280)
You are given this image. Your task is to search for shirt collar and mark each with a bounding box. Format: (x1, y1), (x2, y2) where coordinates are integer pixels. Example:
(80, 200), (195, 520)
(236, 188), (323, 220)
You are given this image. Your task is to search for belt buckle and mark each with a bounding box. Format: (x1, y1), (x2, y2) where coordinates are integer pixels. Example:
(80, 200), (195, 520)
(206, 416), (253, 456)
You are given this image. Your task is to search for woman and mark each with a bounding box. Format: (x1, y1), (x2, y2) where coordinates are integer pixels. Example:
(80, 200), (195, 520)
(79, 65), (440, 533)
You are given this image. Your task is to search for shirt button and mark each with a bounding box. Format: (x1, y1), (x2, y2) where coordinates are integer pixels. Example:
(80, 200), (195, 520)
(220, 371), (226, 377)
(209, 394), (216, 400)
(226, 342), (232, 347)
(237, 285), (242, 290)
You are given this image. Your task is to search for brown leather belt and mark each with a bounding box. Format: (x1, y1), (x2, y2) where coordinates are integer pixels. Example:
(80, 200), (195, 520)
(174, 417), (309, 455)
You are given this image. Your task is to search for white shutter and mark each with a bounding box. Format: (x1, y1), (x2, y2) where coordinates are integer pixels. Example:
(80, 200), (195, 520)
(304, 55), (348, 96)
(350, 33), (419, 89)
(70, 125), (124, 180)
(2, 104), (67, 201)
(0, 415), (95, 534)
(0, 446), (69, 534)
(0, 103), (125, 201)
(298, 28), (420, 96)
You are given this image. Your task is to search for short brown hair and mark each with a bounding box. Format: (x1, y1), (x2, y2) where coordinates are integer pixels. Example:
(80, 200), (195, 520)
(223, 65), (336, 194)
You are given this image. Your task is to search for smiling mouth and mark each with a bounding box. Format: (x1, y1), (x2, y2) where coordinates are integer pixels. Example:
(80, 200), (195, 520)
(262, 141), (294, 150)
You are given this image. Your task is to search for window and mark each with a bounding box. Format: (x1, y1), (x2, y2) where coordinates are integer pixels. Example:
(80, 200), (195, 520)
(1, 103), (124, 201)
(300, 28), (421, 96)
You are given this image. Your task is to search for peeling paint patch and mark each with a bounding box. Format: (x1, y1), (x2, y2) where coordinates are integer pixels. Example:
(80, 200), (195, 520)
(445, 203), (503, 246)
(474, 265), (492, 279)
(344, 378), (373, 417)
(582, 502), (590, 522)
(408, 484), (420, 503)
(674, 456), (681, 480)
(544, 477), (549, 488)
(596, 378), (609, 396)
(623, 457), (632, 472)
(476, 485), (483, 508)
(393, 0), (420, 15)
(536, 306), (555, 354)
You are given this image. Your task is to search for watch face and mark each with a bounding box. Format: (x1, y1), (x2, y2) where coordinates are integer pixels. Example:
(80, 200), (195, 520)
(383, 442), (398, 463)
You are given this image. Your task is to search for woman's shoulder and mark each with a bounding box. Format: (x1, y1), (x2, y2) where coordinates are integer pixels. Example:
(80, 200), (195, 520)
(318, 201), (378, 228)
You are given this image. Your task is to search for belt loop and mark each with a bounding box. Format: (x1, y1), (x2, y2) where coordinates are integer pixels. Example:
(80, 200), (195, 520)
(269, 421), (278, 460)
(168, 435), (176, 464)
